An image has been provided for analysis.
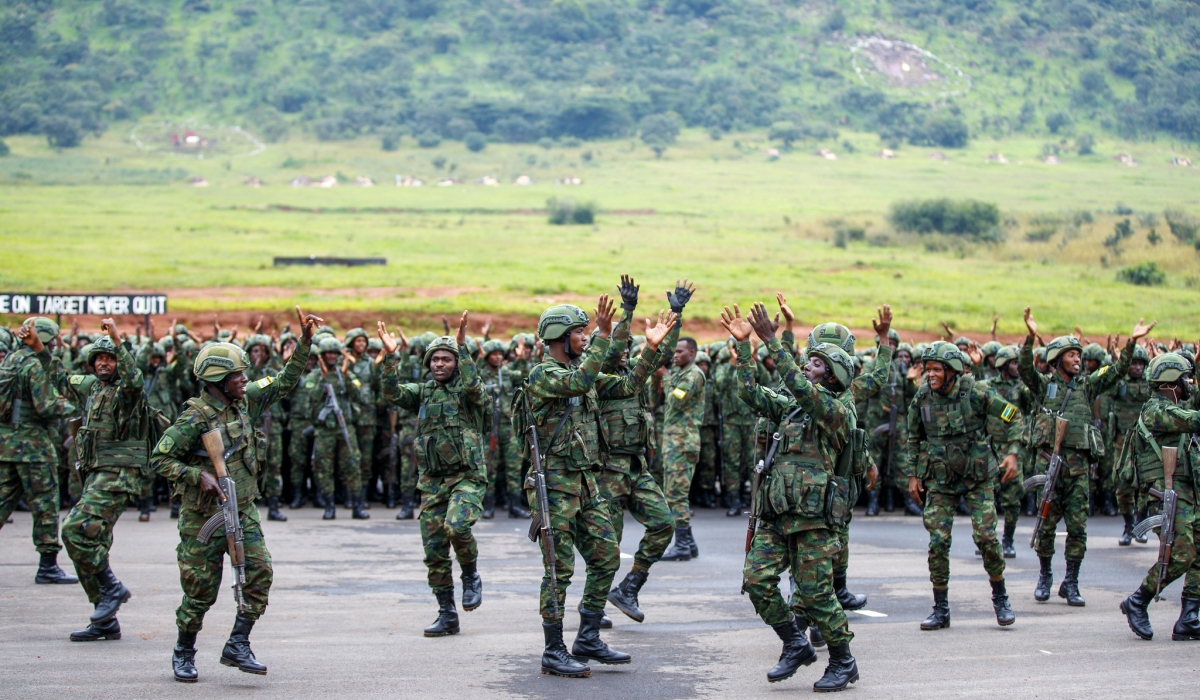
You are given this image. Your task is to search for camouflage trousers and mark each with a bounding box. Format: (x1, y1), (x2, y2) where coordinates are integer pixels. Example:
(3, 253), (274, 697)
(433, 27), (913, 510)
(286, 426), (310, 494)
(259, 421), (284, 499)
(312, 427), (361, 498)
(722, 422), (756, 499)
(993, 461), (1026, 530)
(63, 469), (142, 603)
(398, 421), (419, 497)
(1110, 433), (1137, 514)
(661, 430), (699, 527)
(695, 426), (718, 493)
(420, 475), (484, 593)
(833, 519), (851, 574)
(744, 523), (853, 646)
(1140, 501), (1200, 598)
(0, 460), (63, 555)
(922, 477), (1005, 587)
(869, 430), (911, 493)
(485, 422), (524, 500)
(1032, 453), (1091, 562)
(356, 422), (376, 487)
(175, 503), (271, 632)
(597, 456), (674, 571)
(527, 481), (619, 622)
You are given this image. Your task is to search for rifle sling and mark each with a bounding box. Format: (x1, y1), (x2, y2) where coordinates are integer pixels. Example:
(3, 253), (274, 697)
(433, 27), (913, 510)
(545, 400), (576, 454)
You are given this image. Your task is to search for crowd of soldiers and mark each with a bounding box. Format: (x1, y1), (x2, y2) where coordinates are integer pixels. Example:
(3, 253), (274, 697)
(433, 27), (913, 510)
(0, 277), (1197, 692)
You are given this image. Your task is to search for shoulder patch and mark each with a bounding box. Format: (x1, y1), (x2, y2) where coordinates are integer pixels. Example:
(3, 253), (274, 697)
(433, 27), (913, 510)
(351, 377), (361, 388)
(1000, 404), (1017, 422)
(256, 376), (275, 389)
(156, 435), (175, 453)
(304, 380), (316, 389)
(1097, 366), (1109, 376)
(69, 375), (85, 385)
(672, 387), (688, 400)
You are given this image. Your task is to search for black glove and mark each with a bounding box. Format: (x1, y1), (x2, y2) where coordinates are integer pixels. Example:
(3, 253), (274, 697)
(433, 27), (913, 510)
(667, 283), (693, 314)
(618, 275), (639, 312)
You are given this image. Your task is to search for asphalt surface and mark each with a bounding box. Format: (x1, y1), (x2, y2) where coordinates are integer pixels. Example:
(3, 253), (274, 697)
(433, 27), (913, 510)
(2, 501), (1198, 699)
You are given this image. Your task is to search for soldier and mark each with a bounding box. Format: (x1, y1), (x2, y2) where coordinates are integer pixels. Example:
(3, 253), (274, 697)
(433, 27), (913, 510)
(479, 338), (530, 519)
(864, 330), (919, 516)
(713, 339), (758, 517)
(0, 317), (78, 586)
(377, 314), (488, 638)
(694, 350), (719, 508)
(285, 347), (317, 509)
(1119, 352), (1200, 642)
(906, 341), (1022, 630)
(1102, 345), (1153, 545)
(151, 308), (318, 682)
(245, 335), (287, 522)
(308, 336), (368, 520)
(344, 328), (378, 507)
(980, 345), (1036, 558)
(1019, 308), (1153, 606)
(659, 281), (703, 562)
(395, 335), (433, 520)
(722, 303), (861, 692)
(521, 290), (674, 678)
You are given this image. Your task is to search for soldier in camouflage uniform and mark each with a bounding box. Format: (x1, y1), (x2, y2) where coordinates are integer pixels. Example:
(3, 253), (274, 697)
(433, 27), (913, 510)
(61, 321), (161, 641)
(521, 290), (673, 678)
(245, 335), (287, 522)
(1119, 353), (1200, 642)
(395, 334), (434, 520)
(906, 341), (1022, 630)
(0, 318), (78, 586)
(307, 336), (369, 520)
(1099, 345), (1152, 544)
(863, 331), (920, 516)
(344, 328), (378, 506)
(479, 338), (530, 519)
(713, 340), (758, 517)
(658, 281), (704, 562)
(1019, 308), (1152, 606)
(694, 350), (719, 508)
(285, 347), (317, 509)
(378, 314), (489, 637)
(980, 345), (1036, 557)
(722, 303), (862, 692)
(151, 308), (318, 682)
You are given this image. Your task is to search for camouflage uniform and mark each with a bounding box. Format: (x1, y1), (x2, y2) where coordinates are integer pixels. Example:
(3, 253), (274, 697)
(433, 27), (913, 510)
(712, 347), (758, 508)
(285, 359), (313, 501)
(1098, 369), (1151, 515)
(151, 339), (311, 632)
(245, 361), (285, 500)
(865, 356), (917, 497)
(696, 353), (719, 502)
(347, 350), (378, 494)
(0, 344), (77, 555)
(661, 352), (705, 527)
(396, 352), (427, 504)
(979, 371), (1036, 533)
(479, 361), (525, 504)
(305, 365), (363, 503)
(380, 342), (488, 595)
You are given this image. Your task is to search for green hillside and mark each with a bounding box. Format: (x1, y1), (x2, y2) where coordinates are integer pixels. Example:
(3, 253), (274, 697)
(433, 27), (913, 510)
(3, 0), (1200, 151)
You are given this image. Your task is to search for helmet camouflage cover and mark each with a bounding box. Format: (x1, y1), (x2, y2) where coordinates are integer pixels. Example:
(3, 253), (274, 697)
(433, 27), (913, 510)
(86, 336), (119, 366)
(809, 342), (855, 390)
(920, 340), (966, 373)
(1045, 336), (1083, 364)
(993, 345), (1020, 367)
(538, 304), (589, 341)
(981, 341), (1002, 358)
(194, 342), (250, 382)
(807, 322), (856, 354)
(1147, 353), (1191, 385)
(423, 336), (460, 367)
(1081, 343), (1106, 363)
(317, 336), (343, 354)
(25, 317), (60, 344)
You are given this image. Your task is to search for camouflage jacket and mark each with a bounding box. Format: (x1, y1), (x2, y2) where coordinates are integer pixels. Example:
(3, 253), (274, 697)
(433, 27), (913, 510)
(1097, 374), (1152, 443)
(136, 346), (183, 420)
(0, 346), (77, 463)
(152, 339), (310, 526)
(906, 373), (1022, 483)
(864, 354), (916, 436)
(305, 365), (364, 429)
(978, 374), (1036, 446)
(246, 362), (285, 427)
(380, 344), (488, 490)
(713, 354), (758, 426)
(663, 359), (706, 451)
(596, 313), (672, 463)
(64, 343), (150, 480)
(348, 354), (377, 427)
(1130, 393), (1200, 506)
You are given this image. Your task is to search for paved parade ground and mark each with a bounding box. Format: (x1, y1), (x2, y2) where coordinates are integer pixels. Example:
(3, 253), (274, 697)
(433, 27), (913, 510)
(2, 506), (1196, 699)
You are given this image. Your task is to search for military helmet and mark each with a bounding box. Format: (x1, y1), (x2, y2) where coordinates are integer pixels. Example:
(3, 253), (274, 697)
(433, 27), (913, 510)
(920, 340), (966, 373)
(1130, 345), (1150, 363)
(874, 328), (901, 345)
(807, 322), (855, 354)
(1180, 347), (1197, 364)
(1147, 353), (1192, 385)
(981, 341), (1002, 358)
(243, 334), (272, 351)
(465, 337), (479, 357)
(159, 334), (175, 350)
(194, 342), (250, 382)
(423, 336), (459, 367)
(344, 327), (368, 344)
(316, 337), (343, 354)
(993, 345), (1020, 368)
(756, 344), (770, 361)
(0, 326), (13, 352)
(1045, 336), (1083, 364)
(85, 337), (118, 366)
(695, 351), (712, 366)
(150, 342), (167, 359)
(1081, 343), (1106, 363)
(896, 342), (914, 358)
(809, 343), (854, 390)
(315, 325), (336, 337)
(279, 331), (298, 346)
(1035, 347), (1048, 363)
(538, 304), (589, 341)
(482, 339), (505, 356)
(953, 336), (971, 349)
(24, 317), (60, 344)
(367, 337), (383, 352)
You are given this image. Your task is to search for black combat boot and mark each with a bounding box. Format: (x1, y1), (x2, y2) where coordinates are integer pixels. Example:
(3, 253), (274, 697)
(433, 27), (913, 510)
(482, 493), (495, 520)
(576, 599), (611, 628)
(883, 486), (895, 512)
(90, 564), (132, 623)
(384, 484), (396, 509)
(424, 589), (459, 637)
(833, 571), (867, 611)
(1034, 557), (1053, 602)
(813, 643), (859, 692)
(920, 587), (950, 630)
(170, 501), (180, 519)
(1119, 513), (1135, 546)
(809, 625), (826, 648)
(397, 494), (415, 520)
(865, 489), (879, 516)
(322, 493), (336, 520)
(1133, 510), (1149, 543)
(172, 629), (198, 682)
(35, 552), (78, 584)
(661, 527), (692, 561)
(767, 617), (817, 683)
(1173, 597), (1200, 641)
(1002, 522), (1017, 558)
(608, 568), (649, 622)
(138, 497), (152, 522)
(70, 617), (121, 642)
(542, 621), (589, 677)
(267, 496), (287, 522)
(507, 491), (531, 518)
(351, 494), (370, 520)
(1120, 584), (1155, 640)
(725, 492), (743, 517)
(903, 493), (923, 516)
(312, 491), (326, 508)
(1023, 493), (1036, 517)
(1102, 491), (1118, 516)
(1058, 560), (1085, 606)
(460, 561), (482, 611)
(991, 578), (1016, 626)
(220, 615), (267, 674)
(289, 484), (305, 509)
(956, 497), (970, 516)
(701, 489), (718, 509)
(571, 609), (631, 665)
(686, 525), (699, 558)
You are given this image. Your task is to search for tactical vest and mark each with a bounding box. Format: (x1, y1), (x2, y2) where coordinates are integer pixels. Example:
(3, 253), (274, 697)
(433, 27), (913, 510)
(537, 391), (605, 471)
(311, 371), (360, 428)
(983, 377), (1023, 442)
(415, 379), (481, 477)
(600, 388), (651, 456)
(915, 375), (992, 483)
(1032, 374), (1103, 456)
(0, 348), (53, 427)
(179, 396), (263, 509)
(73, 373), (151, 477)
(1110, 378), (1151, 433)
(1130, 400), (1198, 505)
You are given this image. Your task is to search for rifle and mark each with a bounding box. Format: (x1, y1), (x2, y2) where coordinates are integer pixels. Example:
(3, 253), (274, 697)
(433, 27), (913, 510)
(1132, 445), (1179, 601)
(320, 383), (354, 451)
(523, 395), (573, 618)
(490, 368), (503, 455)
(883, 360), (905, 482)
(742, 406), (802, 594)
(195, 428), (248, 613)
(386, 407), (399, 479)
(1023, 416), (1070, 549)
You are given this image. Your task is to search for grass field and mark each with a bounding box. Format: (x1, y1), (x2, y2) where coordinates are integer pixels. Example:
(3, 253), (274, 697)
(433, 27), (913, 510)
(1, 126), (1198, 339)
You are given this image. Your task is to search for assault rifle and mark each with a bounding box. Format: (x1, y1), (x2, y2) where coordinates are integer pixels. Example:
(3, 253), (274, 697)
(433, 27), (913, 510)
(883, 360), (906, 481)
(320, 383), (355, 451)
(196, 428), (247, 613)
(742, 406), (802, 594)
(523, 395), (574, 617)
(1132, 445), (1179, 601)
(1023, 416), (1070, 550)
(490, 368), (503, 455)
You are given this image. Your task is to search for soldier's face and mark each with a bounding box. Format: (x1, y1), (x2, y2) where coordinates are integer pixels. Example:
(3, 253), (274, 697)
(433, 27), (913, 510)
(1085, 359), (1099, 373)
(673, 341), (694, 368)
(223, 371), (248, 400)
(487, 351), (503, 369)
(322, 351), (340, 367)
(925, 361), (948, 391)
(1034, 356), (1048, 373)
(1129, 360), (1146, 379)
(897, 350), (912, 366)
(249, 345), (267, 365)
(803, 356), (827, 384)
(763, 356), (776, 372)
(429, 349), (458, 382)
(92, 352), (118, 380)
(568, 327), (587, 357)
(368, 348), (380, 359)
(697, 361), (710, 374)
(1002, 359), (1019, 379)
(1059, 349), (1081, 376)
(352, 337), (368, 355)
(149, 355), (162, 369)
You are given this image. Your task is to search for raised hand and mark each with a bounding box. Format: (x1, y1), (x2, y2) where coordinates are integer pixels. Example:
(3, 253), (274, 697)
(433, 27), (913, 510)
(481, 319), (492, 339)
(872, 304), (892, 339)
(617, 274), (640, 312)
(295, 306), (324, 341)
(255, 315), (264, 334)
(719, 305), (753, 342)
(748, 302), (779, 342)
(1023, 307), (1038, 339)
(376, 321), (403, 355)
(990, 313), (999, 340)
(776, 292), (795, 333)
(644, 310), (679, 349)
(17, 322), (44, 353)
(594, 295), (616, 338)
(455, 311), (469, 346)
(517, 335), (527, 358)
(667, 278), (696, 314)
(940, 320), (954, 340)
(1131, 317), (1157, 341)
(965, 341), (983, 365)
(100, 317), (120, 342)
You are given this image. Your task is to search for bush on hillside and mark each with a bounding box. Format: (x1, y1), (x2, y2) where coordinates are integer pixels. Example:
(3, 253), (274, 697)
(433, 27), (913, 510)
(889, 199), (1001, 241)
(1117, 261), (1166, 286)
